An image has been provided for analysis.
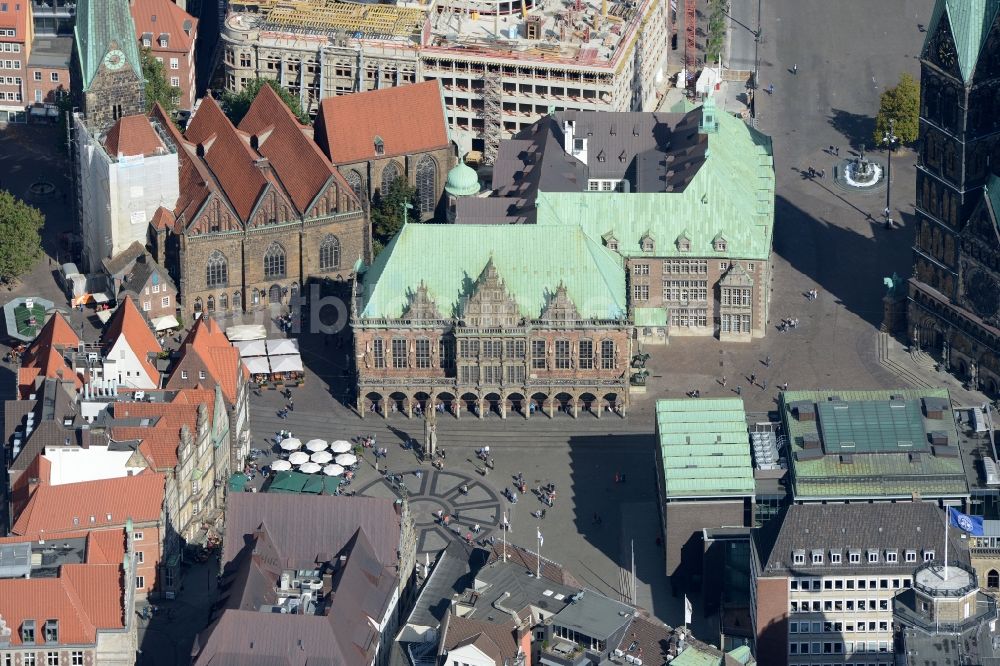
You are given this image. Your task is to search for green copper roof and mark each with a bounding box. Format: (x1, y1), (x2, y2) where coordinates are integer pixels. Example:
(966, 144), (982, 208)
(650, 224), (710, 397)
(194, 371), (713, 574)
(536, 107), (774, 259)
(656, 398), (754, 499)
(924, 0), (1000, 82)
(634, 307), (667, 326)
(445, 160), (481, 197)
(782, 389), (969, 501)
(75, 0), (144, 91)
(670, 645), (725, 666)
(359, 223), (626, 320)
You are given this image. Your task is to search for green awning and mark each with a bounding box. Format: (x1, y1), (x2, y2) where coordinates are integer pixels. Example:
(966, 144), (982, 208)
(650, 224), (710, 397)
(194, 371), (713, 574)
(228, 472), (248, 492)
(266, 471), (342, 494)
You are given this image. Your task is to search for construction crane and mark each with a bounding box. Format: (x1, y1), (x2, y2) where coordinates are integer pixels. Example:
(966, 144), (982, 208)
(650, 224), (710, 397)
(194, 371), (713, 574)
(521, 0), (528, 20)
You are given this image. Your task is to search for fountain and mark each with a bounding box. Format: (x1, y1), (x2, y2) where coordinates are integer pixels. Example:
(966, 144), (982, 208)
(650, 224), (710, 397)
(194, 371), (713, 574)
(835, 143), (887, 192)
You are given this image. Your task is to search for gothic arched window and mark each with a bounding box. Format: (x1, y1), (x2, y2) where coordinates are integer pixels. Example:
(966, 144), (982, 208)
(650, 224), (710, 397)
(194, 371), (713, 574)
(264, 242), (286, 279)
(233, 290), (242, 311)
(220, 293), (228, 310)
(380, 162), (401, 195)
(345, 169), (364, 201)
(206, 250), (228, 288)
(320, 234), (341, 271)
(206, 295), (215, 313)
(416, 155), (437, 214)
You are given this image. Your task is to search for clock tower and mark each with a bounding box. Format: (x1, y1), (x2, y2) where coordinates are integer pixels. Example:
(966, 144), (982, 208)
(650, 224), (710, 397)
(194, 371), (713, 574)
(71, 0), (146, 132)
(907, 0), (1000, 393)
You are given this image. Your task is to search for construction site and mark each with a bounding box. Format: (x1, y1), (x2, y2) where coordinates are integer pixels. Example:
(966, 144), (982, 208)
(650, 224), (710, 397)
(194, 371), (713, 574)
(222, 0), (670, 162)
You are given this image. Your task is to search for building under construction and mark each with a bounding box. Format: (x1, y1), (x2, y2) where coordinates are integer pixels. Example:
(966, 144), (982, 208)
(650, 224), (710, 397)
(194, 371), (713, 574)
(222, 0), (669, 162)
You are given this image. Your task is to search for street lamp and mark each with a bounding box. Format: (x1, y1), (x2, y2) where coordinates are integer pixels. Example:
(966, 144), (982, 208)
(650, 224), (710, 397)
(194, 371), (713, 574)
(882, 119), (898, 229)
(400, 201), (414, 226)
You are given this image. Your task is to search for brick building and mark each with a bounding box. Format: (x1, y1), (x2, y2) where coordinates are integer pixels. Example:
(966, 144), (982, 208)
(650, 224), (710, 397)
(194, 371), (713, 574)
(104, 242), (179, 326)
(313, 81), (454, 220)
(25, 35), (70, 106)
(130, 0), (198, 111)
(148, 84), (369, 316)
(457, 101), (776, 342)
(353, 223), (631, 418)
(0, 0), (30, 121)
(750, 502), (962, 666)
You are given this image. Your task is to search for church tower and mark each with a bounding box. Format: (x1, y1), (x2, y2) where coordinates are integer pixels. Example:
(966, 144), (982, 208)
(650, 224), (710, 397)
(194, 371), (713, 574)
(908, 0), (1000, 393)
(72, 0), (146, 132)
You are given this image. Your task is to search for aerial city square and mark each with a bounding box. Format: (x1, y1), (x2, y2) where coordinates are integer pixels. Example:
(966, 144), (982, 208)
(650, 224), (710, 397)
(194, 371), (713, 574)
(1, 0), (1000, 664)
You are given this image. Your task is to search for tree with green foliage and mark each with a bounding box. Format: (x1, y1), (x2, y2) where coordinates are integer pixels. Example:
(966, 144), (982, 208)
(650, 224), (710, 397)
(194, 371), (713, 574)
(141, 48), (181, 116)
(371, 177), (418, 253)
(875, 73), (920, 146)
(705, 0), (728, 64)
(220, 78), (309, 126)
(0, 191), (44, 285)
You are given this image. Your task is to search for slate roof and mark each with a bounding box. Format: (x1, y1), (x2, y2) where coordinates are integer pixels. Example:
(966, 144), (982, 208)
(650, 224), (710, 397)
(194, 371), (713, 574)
(550, 589), (634, 639)
(102, 241), (148, 278)
(756, 502), (966, 577)
(656, 398), (755, 499)
(119, 252), (176, 298)
(130, 0), (197, 54)
(922, 0), (1000, 82)
(441, 615), (520, 666)
(358, 223), (627, 321)
(103, 114), (166, 158)
(534, 106), (774, 259)
(74, 0), (143, 90)
(314, 81), (449, 163)
(781, 389), (969, 500)
(11, 470), (165, 536)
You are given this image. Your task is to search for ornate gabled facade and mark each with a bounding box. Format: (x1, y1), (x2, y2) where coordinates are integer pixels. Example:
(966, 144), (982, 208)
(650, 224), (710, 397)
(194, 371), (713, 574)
(907, 0), (1000, 395)
(353, 224), (631, 419)
(148, 84), (369, 316)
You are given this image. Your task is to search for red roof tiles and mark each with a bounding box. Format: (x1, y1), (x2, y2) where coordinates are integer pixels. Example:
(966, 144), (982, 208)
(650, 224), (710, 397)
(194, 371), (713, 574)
(166, 316), (245, 404)
(130, 0), (197, 54)
(315, 82), (449, 163)
(101, 295), (162, 385)
(104, 114), (166, 158)
(19, 312), (82, 395)
(11, 471), (166, 536)
(110, 396), (202, 470)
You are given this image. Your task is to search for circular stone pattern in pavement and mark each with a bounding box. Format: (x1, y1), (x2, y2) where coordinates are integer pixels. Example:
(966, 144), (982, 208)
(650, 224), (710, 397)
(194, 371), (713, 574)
(356, 468), (503, 555)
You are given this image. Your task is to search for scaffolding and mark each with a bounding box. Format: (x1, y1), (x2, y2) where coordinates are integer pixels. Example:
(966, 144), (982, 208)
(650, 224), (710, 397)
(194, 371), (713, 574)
(233, 0), (428, 40)
(481, 67), (502, 164)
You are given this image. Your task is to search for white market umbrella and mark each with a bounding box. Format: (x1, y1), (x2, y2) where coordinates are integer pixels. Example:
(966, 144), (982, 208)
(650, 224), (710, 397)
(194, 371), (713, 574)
(280, 437), (303, 451)
(322, 464), (345, 477)
(298, 462), (321, 474)
(270, 459), (292, 471)
(335, 453), (357, 466)
(310, 450), (334, 464)
(305, 439), (329, 452)
(330, 440), (353, 454)
(288, 451), (310, 465)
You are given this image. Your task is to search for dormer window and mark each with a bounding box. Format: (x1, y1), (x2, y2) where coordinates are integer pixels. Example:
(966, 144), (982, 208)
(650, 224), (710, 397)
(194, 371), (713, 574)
(22, 620), (35, 644)
(830, 550), (842, 564)
(142, 32), (152, 47)
(849, 549), (861, 564)
(923, 550), (935, 562)
(597, 150), (606, 162)
(640, 234), (655, 253)
(811, 550), (823, 565)
(602, 232), (619, 252)
(867, 549), (879, 563)
(44, 619), (58, 644)
(676, 234), (690, 253)
(374, 136), (385, 156)
(885, 550), (898, 563)
(713, 234), (728, 252)
(792, 549), (805, 565)
(905, 549), (917, 563)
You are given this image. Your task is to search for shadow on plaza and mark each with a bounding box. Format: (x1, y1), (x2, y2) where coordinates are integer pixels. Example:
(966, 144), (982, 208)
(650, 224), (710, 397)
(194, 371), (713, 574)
(772, 194), (914, 329)
(565, 432), (674, 620)
(828, 108), (876, 151)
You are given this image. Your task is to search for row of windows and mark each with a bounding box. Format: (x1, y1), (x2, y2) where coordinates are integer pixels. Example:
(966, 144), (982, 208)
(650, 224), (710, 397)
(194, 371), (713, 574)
(721, 313), (752, 333)
(663, 259), (708, 274)
(792, 549), (933, 566)
(663, 280), (708, 302)
(721, 288), (753, 307)
(141, 296), (171, 311)
(0, 59), (20, 69)
(0, 42), (20, 52)
(1, 90), (20, 100)
(1, 653), (84, 666)
(458, 365), (527, 384)
(377, 155), (438, 214)
(374, 338), (615, 370)
(790, 576), (911, 591)
(791, 620), (890, 634)
(205, 236), (342, 288)
(669, 309), (707, 328)
(790, 597), (897, 613)
(458, 339), (526, 360)
(1, 75), (20, 84)
(31, 71), (58, 82)
(790, 641), (890, 655)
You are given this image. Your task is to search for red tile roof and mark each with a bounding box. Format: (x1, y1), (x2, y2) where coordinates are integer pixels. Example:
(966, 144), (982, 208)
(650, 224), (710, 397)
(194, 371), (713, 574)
(185, 96), (269, 221)
(166, 316), (245, 404)
(150, 205), (176, 230)
(104, 114), (166, 158)
(110, 396), (202, 470)
(101, 295), (162, 385)
(85, 529), (128, 565)
(238, 84), (343, 214)
(130, 0), (197, 54)
(19, 312), (82, 395)
(11, 470), (166, 536)
(315, 82), (449, 163)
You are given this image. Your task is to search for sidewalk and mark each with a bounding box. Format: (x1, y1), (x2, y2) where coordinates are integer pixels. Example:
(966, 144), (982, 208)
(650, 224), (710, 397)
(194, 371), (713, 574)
(878, 330), (990, 406)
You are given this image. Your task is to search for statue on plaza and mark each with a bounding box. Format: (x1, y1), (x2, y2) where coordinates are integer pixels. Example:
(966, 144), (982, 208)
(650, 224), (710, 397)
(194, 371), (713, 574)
(883, 272), (904, 299)
(423, 407), (437, 460)
(970, 361), (979, 390)
(941, 340), (950, 370)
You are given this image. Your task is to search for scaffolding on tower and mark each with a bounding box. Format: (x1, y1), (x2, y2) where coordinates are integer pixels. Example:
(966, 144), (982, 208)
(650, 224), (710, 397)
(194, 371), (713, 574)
(481, 68), (502, 165)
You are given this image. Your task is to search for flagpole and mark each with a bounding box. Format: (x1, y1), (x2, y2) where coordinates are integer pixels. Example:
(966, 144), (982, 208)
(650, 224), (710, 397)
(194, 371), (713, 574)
(630, 539), (636, 605)
(502, 511), (507, 562)
(537, 528), (542, 578)
(944, 506), (949, 579)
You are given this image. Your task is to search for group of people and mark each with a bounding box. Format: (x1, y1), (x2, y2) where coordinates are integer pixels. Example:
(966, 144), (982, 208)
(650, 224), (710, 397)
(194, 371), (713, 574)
(778, 317), (800, 332)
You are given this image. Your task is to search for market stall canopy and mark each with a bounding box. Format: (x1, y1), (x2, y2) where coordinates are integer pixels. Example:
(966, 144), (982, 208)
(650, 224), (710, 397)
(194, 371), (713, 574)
(288, 451), (310, 465)
(234, 339), (267, 357)
(226, 324), (267, 341)
(151, 314), (179, 332)
(269, 354), (303, 373)
(280, 437), (303, 451)
(298, 461), (321, 474)
(335, 453), (357, 466)
(228, 472), (248, 492)
(267, 471), (342, 494)
(310, 450), (334, 464)
(305, 439), (328, 452)
(322, 464), (345, 476)
(243, 356), (271, 375)
(266, 338), (300, 356)
(330, 440), (353, 453)
(269, 459), (292, 471)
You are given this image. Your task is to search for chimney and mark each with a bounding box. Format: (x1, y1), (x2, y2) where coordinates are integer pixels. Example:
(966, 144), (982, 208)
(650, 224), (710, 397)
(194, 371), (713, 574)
(562, 119), (575, 155)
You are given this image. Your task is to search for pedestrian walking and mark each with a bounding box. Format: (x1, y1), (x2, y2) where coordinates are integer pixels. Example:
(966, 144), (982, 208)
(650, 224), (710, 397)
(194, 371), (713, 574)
(721, 376), (727, 387)
(835, 146), (840, 156)
(735, 385), (742, 396)
(793, 63), (798, 74)
(762, 379), (768, 390)
(764, 356), (771, 367)
(749, 373), (756, 385)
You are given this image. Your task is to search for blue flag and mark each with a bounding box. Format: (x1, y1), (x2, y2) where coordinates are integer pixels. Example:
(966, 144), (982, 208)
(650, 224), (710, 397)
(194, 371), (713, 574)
(949, 507), (984, 536)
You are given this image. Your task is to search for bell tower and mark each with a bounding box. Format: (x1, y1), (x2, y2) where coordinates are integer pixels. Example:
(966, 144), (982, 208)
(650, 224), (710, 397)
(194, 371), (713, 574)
(72, 0), (146, 132)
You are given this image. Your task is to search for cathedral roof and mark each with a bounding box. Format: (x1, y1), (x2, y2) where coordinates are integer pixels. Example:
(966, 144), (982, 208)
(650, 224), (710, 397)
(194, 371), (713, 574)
(924, 0), (1000, 82)
(359, 223), (626, 321)
(74, 0), (143, 91)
